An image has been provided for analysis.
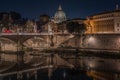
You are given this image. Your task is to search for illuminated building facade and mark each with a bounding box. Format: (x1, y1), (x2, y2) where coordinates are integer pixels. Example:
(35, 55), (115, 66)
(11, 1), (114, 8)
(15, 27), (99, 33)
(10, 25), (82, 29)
(85, 8), (120, 33)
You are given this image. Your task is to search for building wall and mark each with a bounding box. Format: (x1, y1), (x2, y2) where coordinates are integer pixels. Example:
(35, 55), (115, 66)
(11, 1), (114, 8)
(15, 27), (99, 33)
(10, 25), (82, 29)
(61, 34), (120, 50)
(114, 12), (120, 32)
(83, 34), (120, 50)
(85, 11), (120, 34)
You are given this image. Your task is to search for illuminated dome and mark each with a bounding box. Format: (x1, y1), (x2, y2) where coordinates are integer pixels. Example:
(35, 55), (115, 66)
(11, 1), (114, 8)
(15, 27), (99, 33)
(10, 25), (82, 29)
(54, 5), (66, 23)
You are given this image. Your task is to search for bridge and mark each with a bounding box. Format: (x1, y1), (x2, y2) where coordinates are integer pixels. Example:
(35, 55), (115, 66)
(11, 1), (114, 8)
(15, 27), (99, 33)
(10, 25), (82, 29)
(0, 32), (76, 48)
(0, 32), (120, 51)
(0, 32), (120, 80)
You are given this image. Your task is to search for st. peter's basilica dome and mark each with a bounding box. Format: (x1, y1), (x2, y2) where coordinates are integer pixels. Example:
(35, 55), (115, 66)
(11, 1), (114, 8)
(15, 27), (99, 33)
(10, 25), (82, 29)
(54, 5), (66, 23)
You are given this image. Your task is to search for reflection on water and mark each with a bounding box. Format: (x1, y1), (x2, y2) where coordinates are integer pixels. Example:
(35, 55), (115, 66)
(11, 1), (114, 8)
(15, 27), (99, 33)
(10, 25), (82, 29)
(3, 67), (93, 80)
(1, 49), (119, 80)
(51, 68), (93, 80)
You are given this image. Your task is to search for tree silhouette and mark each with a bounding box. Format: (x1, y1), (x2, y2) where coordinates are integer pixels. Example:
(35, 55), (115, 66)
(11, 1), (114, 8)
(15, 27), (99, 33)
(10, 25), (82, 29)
(66, 21), (76, 33)
(66, 21), (86, 34)
(10, 11), (21, 20)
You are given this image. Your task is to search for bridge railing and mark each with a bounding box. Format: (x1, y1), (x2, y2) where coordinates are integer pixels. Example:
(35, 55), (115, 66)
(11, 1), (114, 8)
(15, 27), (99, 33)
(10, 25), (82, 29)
(0, 32), (72, 36)
(0, 32), (53, 35)
(0, 65), (53, 77)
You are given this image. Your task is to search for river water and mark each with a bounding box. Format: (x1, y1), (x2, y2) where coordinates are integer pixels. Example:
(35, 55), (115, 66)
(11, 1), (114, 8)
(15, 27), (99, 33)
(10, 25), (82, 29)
(3, 67), (93, 80)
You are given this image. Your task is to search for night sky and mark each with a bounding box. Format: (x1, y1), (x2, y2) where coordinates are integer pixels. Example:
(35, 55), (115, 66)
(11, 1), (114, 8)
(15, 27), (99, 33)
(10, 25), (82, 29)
(0, 0), (120, 19)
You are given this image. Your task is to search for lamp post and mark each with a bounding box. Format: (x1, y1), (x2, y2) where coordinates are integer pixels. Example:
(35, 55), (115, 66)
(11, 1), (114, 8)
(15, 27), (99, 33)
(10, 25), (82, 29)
(0, 40), (2, 63)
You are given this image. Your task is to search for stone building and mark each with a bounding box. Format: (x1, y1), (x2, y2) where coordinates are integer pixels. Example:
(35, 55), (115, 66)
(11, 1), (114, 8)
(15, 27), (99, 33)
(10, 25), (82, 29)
(85, 5), (120, 34)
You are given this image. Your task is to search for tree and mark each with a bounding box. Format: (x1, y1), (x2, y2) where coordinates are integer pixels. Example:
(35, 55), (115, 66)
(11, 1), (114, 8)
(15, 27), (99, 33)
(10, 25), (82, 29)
(75, 23), (86, 34)
(37, 14), (50, 32)
(66, 21), (86, 47)
(66, 21), (76, 33)
(0, 12), (22, 30)
(66, 21), (86, 34)
(10, 11), (21, 20)
(39, 14), (50, 25)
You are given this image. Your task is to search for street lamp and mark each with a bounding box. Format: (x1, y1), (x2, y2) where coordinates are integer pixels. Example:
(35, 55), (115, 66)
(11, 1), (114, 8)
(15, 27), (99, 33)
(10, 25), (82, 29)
(0, 40), (2, 63)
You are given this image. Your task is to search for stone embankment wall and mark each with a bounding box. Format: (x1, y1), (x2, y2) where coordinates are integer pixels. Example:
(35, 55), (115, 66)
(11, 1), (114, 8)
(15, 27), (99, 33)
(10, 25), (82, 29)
(62, 34), (120, 50)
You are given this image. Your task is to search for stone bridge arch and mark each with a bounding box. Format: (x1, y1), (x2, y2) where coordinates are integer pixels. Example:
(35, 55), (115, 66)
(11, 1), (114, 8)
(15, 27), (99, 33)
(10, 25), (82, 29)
(54, 34), (75, 47)
(23, 36), (49, 49)
(0, 37), (17, 51)
(0, 34), (53, 51)
(55, 34), (82, 48)
(57, 37), (75, 47)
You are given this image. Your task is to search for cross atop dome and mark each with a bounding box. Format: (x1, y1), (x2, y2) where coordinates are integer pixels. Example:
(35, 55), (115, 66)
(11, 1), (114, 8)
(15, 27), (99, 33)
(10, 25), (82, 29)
(58, 5), (62, 11)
